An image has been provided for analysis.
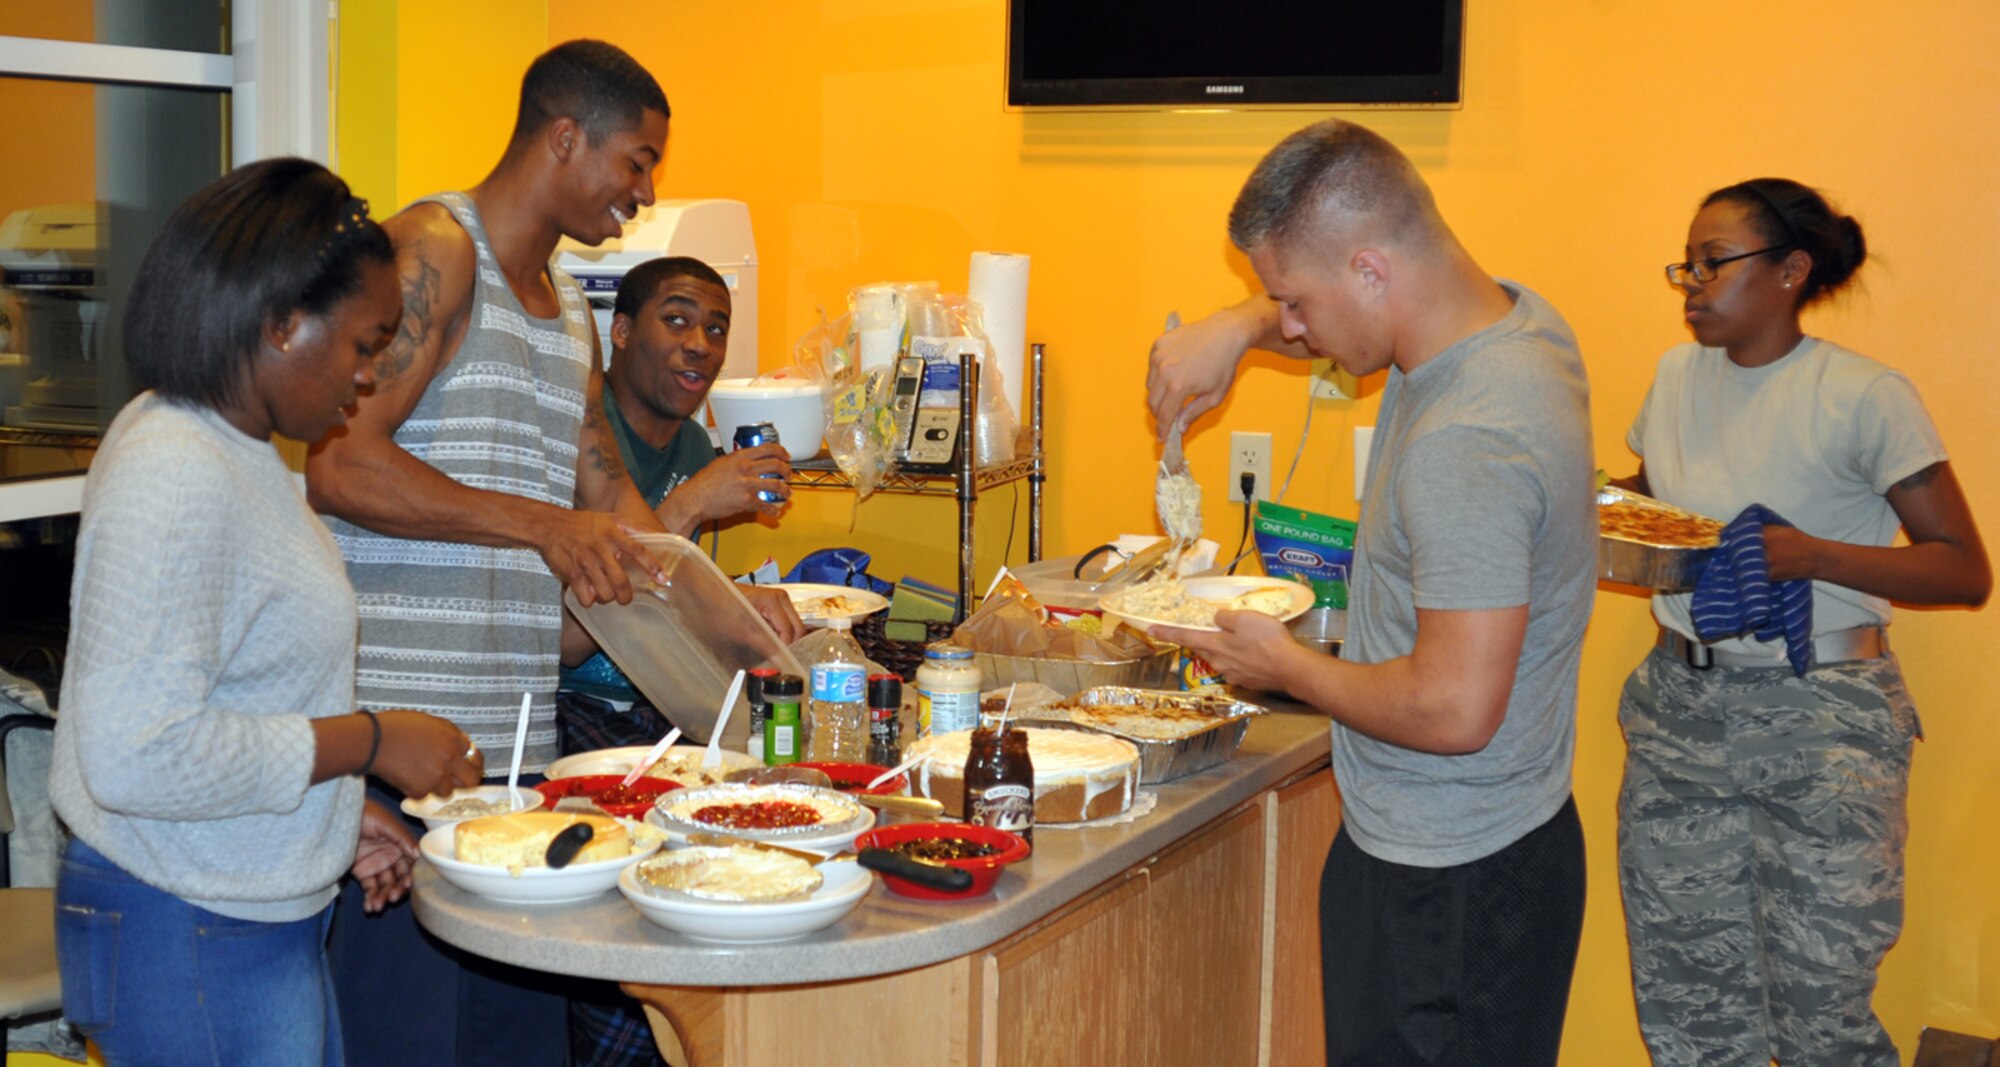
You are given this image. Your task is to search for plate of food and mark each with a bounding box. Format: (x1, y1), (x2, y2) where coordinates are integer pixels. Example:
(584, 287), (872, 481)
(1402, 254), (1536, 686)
(1098, 576), (1314, 635)
(771, 583), (890, 626)
(643, 782), (875, 853)
(401, 785), (543, 832)
(618, 847), (873, 943)
(1597, 487), (1723, 591)
(543, 744), (761, 788)
(420, 810), (662, 905)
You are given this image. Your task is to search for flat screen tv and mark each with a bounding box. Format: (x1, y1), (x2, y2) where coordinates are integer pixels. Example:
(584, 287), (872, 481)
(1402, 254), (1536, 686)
(1006, 1), (1464, 109)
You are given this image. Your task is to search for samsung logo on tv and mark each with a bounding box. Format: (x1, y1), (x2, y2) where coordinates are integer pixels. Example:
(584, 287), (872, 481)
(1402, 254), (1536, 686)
(1204, 85), (1245, 95)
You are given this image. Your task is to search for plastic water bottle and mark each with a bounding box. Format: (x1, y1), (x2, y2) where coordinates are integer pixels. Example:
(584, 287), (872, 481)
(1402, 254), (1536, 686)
(807, 617), (869, 761)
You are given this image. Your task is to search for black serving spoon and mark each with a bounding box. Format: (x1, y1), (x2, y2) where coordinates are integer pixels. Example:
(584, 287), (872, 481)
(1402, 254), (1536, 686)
(544, 823), (597, 870)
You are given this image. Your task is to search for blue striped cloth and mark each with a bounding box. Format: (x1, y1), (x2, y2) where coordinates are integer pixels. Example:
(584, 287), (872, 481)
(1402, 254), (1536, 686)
(1690, 504), (1815, 675)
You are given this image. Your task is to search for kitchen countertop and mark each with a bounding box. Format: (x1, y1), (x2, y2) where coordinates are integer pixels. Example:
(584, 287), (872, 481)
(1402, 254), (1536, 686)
(412, 707), (1332, 987)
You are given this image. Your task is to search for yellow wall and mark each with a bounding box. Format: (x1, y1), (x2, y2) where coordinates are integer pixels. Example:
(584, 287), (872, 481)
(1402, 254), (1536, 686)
(331, 3), (2000, 1062)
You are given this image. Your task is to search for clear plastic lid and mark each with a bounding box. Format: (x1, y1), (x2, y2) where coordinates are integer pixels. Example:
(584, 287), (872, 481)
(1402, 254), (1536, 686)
(564, 534), (805, 746)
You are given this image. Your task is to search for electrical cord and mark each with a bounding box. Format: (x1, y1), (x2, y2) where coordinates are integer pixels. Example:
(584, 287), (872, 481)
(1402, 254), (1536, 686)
(1226, 472), (1255, 575)
(1276, 373), (1317, 504)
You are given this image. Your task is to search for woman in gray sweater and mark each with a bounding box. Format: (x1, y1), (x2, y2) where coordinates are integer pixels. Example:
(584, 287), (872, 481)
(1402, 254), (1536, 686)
(50, 158), (483, 1067)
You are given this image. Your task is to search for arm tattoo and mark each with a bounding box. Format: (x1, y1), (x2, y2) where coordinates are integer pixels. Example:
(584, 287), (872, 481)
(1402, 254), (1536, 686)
(376, 243), (441, 386)
(579, 384), (630, 487)
(1894, 462), (1942, 493)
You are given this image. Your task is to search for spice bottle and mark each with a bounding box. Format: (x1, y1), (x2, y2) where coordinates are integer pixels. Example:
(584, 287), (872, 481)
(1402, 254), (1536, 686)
(963, 724), (1034, 847)
(745, 667), (779, 764)
(866, 674), (903, 767)
(763, 674), (804, 766)
(915, 643), (981, 737)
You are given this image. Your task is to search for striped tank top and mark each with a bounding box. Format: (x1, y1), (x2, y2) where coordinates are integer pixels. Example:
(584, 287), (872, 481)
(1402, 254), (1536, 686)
(326, 192), (596, 773)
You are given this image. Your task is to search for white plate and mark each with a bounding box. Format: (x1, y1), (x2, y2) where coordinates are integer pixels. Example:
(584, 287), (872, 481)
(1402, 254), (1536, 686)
(642, 786), (876, 855)
(401, 786), (543, 832)
(770, 583), (890, 626)
(543, 744), (762, 784)
(420, 822), (661, 905)
(1100, 576), (1314, 636)
(619, 857), (872, 943)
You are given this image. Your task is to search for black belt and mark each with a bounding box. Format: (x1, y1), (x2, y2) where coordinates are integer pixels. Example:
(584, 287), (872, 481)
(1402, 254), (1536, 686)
(1657, 626), (1886, 671)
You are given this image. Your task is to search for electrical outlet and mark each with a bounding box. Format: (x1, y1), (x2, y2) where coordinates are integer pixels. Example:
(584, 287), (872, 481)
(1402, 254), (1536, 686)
(1229, 431), (1272, 503)
(1310, 357), (1358, 400)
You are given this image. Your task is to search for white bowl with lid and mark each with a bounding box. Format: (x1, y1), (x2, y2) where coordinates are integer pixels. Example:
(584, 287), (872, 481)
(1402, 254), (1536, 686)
(707, 378), (825, 459)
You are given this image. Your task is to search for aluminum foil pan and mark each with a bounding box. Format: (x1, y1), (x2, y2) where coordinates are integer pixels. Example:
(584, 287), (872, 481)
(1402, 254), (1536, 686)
(646, 782), (870, 841)
(972, 645), (1180, 697)
(1597, 487), (1718, 592)
(1020, 687), (1266, 784)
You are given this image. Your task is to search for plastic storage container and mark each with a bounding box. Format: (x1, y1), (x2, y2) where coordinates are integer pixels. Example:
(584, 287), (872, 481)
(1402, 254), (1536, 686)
(564, 533), (806, 747)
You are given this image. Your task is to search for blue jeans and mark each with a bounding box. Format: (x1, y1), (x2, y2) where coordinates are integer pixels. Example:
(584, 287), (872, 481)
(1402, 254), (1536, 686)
(55, 838), (344, 1067)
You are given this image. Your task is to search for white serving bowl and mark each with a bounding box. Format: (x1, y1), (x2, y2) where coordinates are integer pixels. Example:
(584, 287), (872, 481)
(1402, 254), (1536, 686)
(618, 856), (872, 943)
(401, 786), (543, 832)
(707, 378), (826, 459)
(543, 744), (762, 784)
(419, 822), (661, 906)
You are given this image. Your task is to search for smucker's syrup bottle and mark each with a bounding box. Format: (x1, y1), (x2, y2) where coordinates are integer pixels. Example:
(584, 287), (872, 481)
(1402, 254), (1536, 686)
(963, 724), (1034, 848)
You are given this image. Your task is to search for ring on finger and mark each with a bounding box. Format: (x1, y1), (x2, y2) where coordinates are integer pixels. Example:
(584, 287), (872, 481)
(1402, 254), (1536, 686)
(463, 743), (479, 762)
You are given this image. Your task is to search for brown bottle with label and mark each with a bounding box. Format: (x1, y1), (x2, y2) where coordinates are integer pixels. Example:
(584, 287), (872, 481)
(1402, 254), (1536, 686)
(963, 725), (1034, 848)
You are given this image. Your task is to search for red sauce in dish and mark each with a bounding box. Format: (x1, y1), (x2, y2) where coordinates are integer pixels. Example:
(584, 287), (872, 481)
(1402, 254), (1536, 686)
(689, 800), (824, 830)
(589, 782), (669, 805)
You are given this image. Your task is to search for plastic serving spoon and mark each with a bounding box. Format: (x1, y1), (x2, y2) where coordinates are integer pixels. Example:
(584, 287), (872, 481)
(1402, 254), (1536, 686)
(621, 726), (684, 789)
(543, 823), (596, 870)
(505, 692), (531, 801)
(702, 670), (746, 771)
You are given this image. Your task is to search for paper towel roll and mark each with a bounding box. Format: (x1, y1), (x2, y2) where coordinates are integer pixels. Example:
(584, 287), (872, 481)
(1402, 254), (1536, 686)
(967, 251), (1029, 419)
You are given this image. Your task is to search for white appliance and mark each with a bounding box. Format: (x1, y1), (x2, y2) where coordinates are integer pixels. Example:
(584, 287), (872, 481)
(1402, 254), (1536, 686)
(554, 198), (759, 383)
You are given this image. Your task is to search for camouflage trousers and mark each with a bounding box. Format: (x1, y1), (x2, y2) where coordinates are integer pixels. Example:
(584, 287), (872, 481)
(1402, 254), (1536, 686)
(1617, 645), (1918, 1067)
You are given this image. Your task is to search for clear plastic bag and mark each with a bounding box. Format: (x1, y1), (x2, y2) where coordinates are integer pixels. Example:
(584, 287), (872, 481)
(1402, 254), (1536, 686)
(799, 282), (1023, 502)
(798, 309), (896, 499)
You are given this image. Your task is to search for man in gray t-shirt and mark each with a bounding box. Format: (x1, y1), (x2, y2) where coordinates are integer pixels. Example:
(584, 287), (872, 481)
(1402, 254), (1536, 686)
(1148, 119), (1594, 1066)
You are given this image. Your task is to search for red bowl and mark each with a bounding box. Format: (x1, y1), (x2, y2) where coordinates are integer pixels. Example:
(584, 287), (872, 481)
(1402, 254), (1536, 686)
(794, 761), (907, 796)
(852, 822), (1031, 901)
(533, 775), (681, 819)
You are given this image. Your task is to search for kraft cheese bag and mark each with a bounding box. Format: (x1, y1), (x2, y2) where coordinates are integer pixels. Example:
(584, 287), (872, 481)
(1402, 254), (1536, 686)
(1252, 502), (1357, 610)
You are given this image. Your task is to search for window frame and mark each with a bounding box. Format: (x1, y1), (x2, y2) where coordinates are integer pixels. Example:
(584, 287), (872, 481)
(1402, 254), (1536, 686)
(0, 0), (327, 522)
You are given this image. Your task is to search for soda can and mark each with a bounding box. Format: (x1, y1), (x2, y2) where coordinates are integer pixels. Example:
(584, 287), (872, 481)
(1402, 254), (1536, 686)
(732, 422), (785, 504)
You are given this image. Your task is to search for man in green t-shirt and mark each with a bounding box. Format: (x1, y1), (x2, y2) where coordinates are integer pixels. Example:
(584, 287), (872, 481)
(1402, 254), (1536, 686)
(557, 255), (793, 749)
(556, 256), (797, 1067)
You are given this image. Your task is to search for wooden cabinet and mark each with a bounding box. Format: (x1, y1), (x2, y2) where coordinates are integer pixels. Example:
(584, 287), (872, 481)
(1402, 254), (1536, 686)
(988, 803), (1266, 1067)
(628, 765), (1336, 1067)
(1270, 768), (1341, 1067)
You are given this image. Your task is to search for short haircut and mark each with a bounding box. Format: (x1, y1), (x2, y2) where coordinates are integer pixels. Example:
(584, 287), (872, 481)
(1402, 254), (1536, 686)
(513, 39), (669, 146)
(612, 256), (730, 322)
(124, 157), (393, 411)
(1703, 178), (1867, 305)
(1228, 119), (1440, 257)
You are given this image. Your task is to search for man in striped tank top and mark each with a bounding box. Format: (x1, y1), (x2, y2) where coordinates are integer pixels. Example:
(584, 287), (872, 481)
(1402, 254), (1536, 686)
(309, 40), (802, 1067)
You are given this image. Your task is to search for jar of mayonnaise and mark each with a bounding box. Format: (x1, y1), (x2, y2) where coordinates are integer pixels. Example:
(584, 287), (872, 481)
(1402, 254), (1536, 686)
(915, 643), (981, 737)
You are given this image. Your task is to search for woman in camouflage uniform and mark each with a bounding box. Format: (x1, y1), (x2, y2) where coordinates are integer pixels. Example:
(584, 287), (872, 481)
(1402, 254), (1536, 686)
(1609, 179), (1989, 1066)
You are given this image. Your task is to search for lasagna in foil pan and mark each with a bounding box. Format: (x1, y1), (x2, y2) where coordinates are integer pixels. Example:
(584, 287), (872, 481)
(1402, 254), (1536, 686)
(1597, 487), (1723, 592)
(1019, 686), (1266, 783)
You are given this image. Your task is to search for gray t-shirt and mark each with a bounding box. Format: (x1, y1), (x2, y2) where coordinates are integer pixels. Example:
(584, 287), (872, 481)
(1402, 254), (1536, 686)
(1336, 281), (1595, 868)
(1628, 337), (1946, 651)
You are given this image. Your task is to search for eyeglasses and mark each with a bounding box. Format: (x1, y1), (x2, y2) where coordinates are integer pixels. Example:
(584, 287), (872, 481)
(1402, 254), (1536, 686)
(1664, 245), (1792, 286)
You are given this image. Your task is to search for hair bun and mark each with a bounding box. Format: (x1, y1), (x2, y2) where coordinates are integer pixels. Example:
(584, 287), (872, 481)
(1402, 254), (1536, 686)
(1836, 214), (1868, 276)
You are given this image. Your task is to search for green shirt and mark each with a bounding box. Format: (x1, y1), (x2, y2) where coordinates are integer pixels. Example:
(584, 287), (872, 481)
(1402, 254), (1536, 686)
(558, 381), (719, 704)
